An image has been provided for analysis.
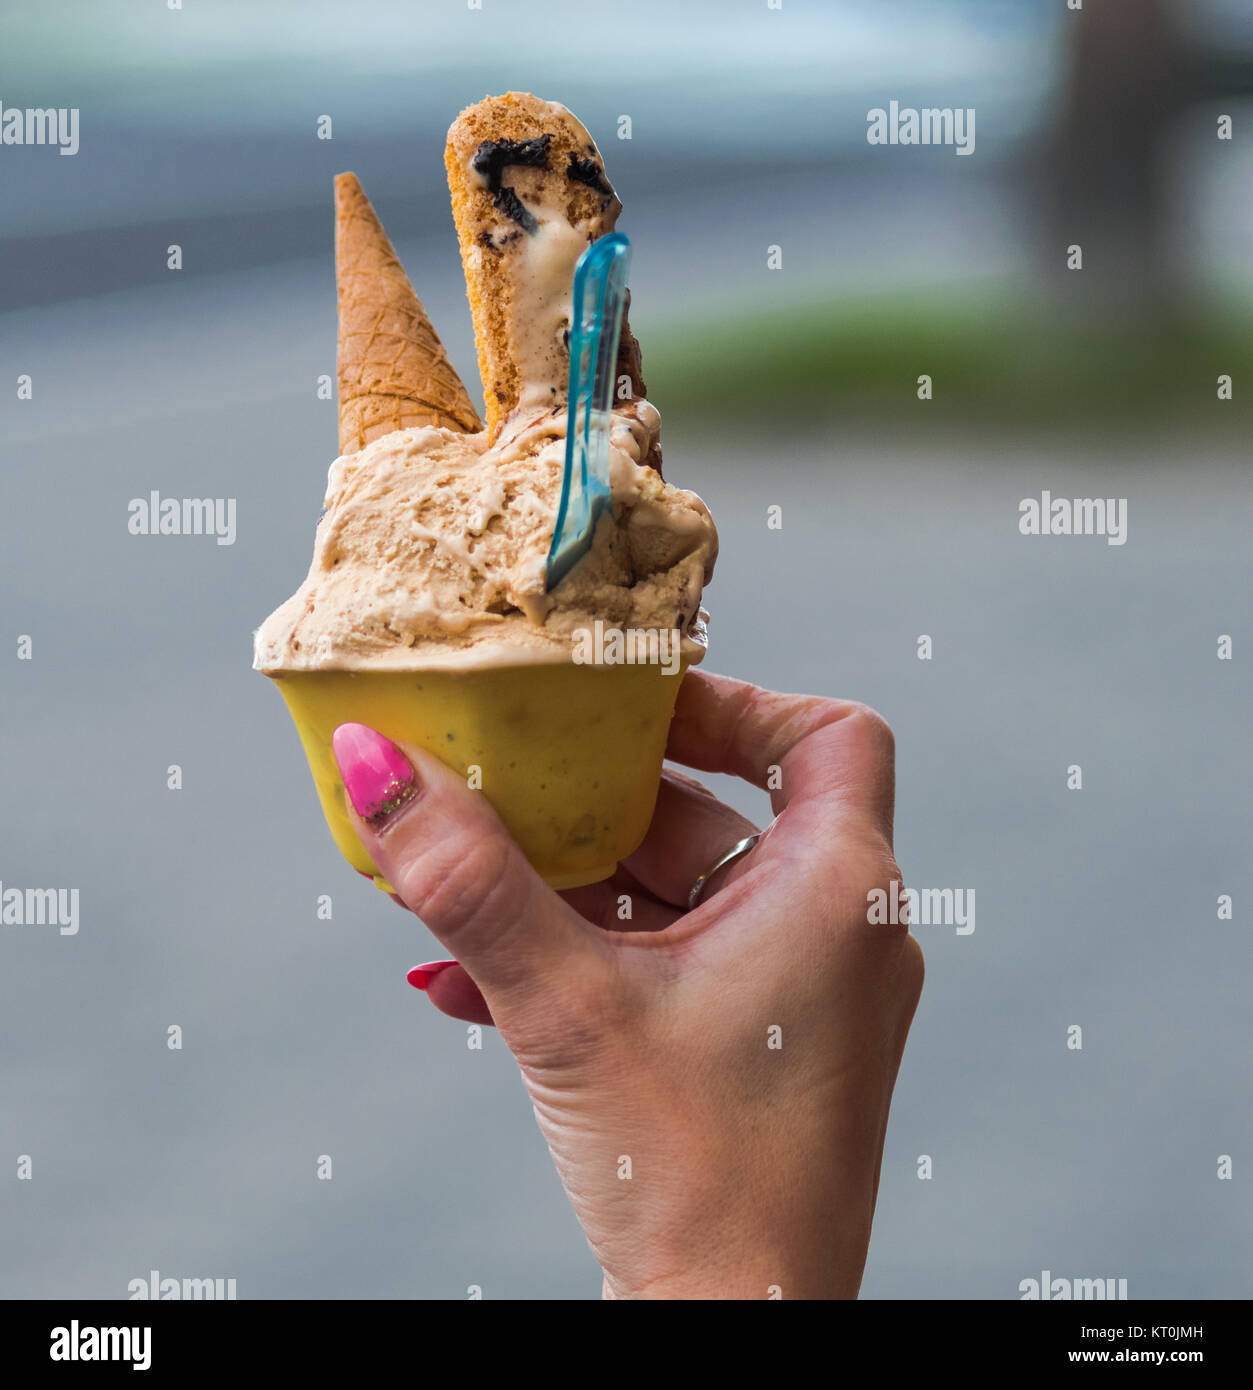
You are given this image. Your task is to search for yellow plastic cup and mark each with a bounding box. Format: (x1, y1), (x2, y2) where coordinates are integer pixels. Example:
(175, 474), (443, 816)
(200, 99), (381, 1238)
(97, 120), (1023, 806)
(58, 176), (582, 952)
(265, 661), (687, 891)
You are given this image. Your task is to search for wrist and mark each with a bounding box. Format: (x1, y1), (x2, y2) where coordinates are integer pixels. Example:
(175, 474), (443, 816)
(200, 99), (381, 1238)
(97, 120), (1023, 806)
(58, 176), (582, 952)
(599, 1203), (872, 1301)
(604, 1254), (865, 1301)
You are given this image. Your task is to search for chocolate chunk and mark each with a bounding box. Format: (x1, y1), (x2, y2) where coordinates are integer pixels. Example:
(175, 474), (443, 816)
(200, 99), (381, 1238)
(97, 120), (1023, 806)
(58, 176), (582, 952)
(494, 184), (538, 234)
(567, 151), (614, 197)
(472, 135), (552, 233)
(472, 135), (552, 192)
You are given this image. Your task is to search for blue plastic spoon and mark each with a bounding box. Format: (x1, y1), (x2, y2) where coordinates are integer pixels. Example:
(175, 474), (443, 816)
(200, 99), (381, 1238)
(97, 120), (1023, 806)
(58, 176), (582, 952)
(545, 232), (632, 590)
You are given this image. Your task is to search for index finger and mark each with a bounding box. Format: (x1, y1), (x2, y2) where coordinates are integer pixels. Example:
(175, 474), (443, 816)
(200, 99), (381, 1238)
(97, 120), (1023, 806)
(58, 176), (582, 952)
(665, 669), (896, 845)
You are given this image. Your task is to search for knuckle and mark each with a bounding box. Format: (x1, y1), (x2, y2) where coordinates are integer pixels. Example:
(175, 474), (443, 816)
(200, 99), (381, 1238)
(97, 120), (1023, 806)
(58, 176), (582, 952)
(847, 703), (896, 762)
(899, 932), (926, 1000)
(849, 843), (911, 938)
(855, 853), (924, 998)
(860, 837), (903, 897)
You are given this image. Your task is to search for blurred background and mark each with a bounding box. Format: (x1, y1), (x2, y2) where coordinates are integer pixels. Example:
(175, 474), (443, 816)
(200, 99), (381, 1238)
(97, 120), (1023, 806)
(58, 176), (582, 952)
(1, 0), (1249, 1299)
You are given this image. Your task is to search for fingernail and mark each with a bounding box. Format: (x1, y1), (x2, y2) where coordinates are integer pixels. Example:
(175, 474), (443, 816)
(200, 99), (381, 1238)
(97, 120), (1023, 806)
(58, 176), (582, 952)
(407, 960), (457, 991)
(332, 723), (419, 828)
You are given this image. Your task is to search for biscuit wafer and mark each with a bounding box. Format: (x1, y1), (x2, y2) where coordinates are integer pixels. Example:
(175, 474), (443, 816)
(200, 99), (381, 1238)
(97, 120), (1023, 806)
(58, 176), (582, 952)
(444, 93), (649, 444)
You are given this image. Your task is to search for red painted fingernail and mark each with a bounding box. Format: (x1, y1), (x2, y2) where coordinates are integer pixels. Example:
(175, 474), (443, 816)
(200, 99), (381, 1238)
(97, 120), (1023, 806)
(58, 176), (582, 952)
(407, 960), (457, 991)
(332, 723), (419, 828)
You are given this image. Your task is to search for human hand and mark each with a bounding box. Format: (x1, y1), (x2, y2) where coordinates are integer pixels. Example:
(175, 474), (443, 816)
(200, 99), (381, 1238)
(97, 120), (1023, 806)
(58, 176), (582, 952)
(331, 670), (923, 1299)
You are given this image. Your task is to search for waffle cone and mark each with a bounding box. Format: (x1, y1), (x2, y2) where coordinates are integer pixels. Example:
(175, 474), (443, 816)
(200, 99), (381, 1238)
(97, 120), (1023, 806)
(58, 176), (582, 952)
(335, 172), (482, 454)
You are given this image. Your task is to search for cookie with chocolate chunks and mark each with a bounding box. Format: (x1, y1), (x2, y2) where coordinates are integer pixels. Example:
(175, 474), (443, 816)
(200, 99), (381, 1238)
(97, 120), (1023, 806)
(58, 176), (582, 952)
(445, 92), (651, 449)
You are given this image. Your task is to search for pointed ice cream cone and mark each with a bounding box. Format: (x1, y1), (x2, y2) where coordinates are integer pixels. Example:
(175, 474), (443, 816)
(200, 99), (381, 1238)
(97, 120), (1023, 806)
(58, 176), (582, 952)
(335, 172), (482, 454)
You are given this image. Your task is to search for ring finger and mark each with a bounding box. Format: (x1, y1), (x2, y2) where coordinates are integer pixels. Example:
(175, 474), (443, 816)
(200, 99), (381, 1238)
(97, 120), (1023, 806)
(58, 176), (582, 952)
(621, 769), (760, 908)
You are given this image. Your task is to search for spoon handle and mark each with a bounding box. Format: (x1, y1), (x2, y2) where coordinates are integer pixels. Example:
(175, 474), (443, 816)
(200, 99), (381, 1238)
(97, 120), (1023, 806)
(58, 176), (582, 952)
(547, 232), (633, 590)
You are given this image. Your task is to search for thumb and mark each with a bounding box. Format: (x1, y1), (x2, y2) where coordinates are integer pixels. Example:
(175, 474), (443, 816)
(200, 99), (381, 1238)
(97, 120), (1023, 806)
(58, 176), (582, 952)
(331, 722), (601, 1005)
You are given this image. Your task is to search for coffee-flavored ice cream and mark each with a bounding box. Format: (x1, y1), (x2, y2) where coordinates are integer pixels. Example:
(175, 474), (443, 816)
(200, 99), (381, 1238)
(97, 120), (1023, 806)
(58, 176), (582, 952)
(254, 401), (714, 672)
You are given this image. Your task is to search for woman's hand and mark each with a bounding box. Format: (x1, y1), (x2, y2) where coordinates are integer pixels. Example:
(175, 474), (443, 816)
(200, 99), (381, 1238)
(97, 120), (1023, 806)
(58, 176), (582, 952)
(332, 670), (923, 1299)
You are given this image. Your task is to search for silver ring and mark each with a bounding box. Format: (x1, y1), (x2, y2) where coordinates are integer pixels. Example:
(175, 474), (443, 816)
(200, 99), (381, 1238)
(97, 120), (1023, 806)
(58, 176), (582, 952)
(687, 832), (761, 910)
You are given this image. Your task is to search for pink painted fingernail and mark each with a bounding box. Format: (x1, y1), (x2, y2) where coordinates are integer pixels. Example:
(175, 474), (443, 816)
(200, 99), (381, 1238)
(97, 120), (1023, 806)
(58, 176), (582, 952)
(332, 723), (419, 828)
(407, 960), (457, 991)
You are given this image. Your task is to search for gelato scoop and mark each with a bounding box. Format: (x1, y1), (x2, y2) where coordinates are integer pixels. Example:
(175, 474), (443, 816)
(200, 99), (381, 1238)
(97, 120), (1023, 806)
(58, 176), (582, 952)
(253, 401), (714, 671)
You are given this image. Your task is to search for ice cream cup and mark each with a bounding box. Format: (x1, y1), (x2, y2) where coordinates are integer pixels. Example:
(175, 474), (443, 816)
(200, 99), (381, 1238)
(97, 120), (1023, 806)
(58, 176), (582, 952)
(266, 660), (688, 892)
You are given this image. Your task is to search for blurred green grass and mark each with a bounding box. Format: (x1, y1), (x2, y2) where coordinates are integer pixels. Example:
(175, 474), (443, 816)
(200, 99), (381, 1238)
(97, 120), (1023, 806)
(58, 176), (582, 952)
(647, 287), (1253, 429)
